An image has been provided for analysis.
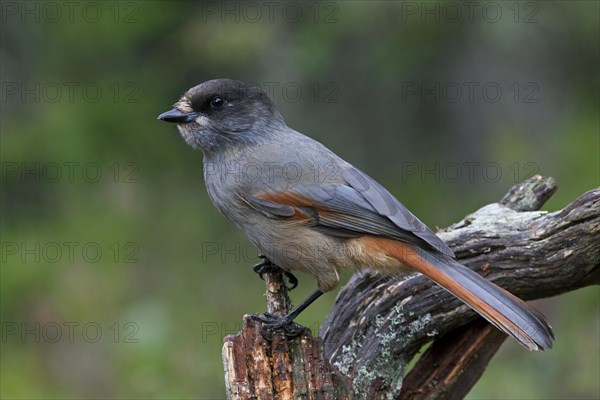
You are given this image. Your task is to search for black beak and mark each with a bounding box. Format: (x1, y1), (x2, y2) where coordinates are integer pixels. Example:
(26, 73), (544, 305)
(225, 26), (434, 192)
(157, 108), (197, 123)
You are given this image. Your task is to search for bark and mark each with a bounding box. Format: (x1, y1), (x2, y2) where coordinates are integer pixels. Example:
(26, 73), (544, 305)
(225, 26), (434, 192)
(223, 261), (353, 399)
(223, 176), (599, 399)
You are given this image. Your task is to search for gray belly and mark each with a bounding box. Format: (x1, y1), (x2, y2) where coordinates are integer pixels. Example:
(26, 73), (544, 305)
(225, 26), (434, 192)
(241, 218), (348, 291)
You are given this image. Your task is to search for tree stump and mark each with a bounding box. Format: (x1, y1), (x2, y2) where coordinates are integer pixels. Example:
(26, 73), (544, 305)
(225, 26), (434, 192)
(223, 266), (352, 399)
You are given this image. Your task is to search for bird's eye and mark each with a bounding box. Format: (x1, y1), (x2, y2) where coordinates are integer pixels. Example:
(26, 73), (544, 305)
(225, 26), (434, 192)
(210, 96), (225, 108)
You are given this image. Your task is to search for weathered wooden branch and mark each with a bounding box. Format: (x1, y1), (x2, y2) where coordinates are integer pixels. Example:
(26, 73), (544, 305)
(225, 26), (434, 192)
(222, 176), (599, 399)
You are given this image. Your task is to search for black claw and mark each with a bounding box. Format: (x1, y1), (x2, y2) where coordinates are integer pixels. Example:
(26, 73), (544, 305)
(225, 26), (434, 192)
(282, 270), (298, 291)
(252, 261), (278, 280)
(251, 313), (308, 339)
(252, 256), (298, 291)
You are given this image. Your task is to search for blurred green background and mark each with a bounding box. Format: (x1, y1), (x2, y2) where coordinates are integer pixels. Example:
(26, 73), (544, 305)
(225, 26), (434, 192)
(1, 1), (598, 399)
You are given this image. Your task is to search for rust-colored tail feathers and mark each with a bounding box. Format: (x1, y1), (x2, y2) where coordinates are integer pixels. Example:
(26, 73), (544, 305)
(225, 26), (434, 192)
(378, 238), (554, 350)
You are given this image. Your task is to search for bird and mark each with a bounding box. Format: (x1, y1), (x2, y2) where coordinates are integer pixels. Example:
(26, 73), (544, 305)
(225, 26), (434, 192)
(158, 78), (554, 350)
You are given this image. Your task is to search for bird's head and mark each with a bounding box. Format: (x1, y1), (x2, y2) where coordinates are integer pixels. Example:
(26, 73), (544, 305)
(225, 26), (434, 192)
(158, 79), (285, 152)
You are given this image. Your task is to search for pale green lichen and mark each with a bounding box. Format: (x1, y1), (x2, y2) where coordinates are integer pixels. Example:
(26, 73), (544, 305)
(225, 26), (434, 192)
(333, 333), (365, 376)
(349, 311), (438, 399)
(333, 301), (440, 398)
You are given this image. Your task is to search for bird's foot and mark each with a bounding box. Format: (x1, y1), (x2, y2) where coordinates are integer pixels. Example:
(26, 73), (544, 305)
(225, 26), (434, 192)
(251, 312), (308, 339)
(253, 255), (298, 291)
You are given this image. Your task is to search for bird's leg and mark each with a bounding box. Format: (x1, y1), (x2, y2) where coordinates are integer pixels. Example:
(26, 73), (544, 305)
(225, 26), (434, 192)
(252, 289), (324, 339)
(253, 254), (298, 291)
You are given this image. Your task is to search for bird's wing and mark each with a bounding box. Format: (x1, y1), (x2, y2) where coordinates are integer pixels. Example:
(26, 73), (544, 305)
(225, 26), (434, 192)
(341, 167), (454, 256)
(247, 166), (454, 257)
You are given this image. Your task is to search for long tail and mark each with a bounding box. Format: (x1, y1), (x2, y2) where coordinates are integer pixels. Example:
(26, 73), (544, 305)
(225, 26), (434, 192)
(380, 240), (554, 350)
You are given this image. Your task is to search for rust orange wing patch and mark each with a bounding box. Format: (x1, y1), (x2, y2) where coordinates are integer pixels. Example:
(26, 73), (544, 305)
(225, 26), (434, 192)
(250, 192), (316, 221)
